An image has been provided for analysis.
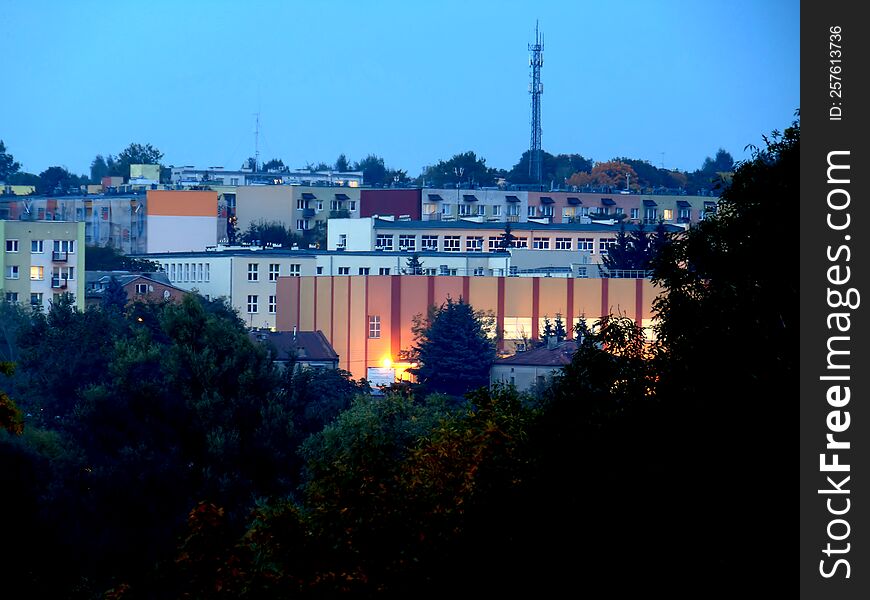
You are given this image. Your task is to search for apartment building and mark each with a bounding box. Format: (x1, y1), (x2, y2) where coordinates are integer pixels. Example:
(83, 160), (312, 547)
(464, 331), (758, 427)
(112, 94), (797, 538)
(234, 185), (362, 237)
(0, 220), (86, 311)
(422, 188), (528, 223)
(327, 217), (682, 264)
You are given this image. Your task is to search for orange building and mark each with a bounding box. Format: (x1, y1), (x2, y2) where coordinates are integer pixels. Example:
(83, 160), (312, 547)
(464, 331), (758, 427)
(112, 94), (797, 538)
(145, 189), (219, 253)
(276, 275), (658, 380)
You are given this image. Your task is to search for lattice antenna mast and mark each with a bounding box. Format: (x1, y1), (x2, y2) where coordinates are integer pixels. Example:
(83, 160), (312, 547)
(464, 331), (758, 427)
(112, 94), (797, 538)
(253, 112), (260, 172)
(528, 21), (544, 184)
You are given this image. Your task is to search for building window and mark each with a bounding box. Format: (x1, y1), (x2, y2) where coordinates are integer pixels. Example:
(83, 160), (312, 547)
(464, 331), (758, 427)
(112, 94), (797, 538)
(316, 201), (324, 212)
(205, 263), (210, 282)
(296, 199), (306, 210)
(476, 204), (486, 216)
(6, 240), (18, 253)
(599, 238), (617, 254)
(30, 266), (44, 281)
(30, 293), (43, 307)
(5, 292), (18, 303)
(269, 295), (277, 314)
(443, 236), (460, 252)
(169, 264), (176, 281)
(297, 219), (310, 230)
(441, 204), (452, 215)
(631, 208), (640, 220)
(555, 237), (572, 250)
(368, 315), (381, 339)
(458, 204), (472, 216)
(562, 207), (576, 220)
(230, 177), (239, 186)
(248, 263), (259, 281)
(507, 204), (519, 216)
(136, 283), (147, 294)
(679, 207), (691, 220)
(473, 267), (485, 276)
(580, 207), (590, 217)
(338, 267), (350, 275)
(359, 267), (370, 275)
(466, 236), (483, 251)
(532, 237), (550, 250)
(53, 240), (75, 253)
(541, 206), (553, 217)
(5, 266), (19, 280)
(376, 234), (394, 251)
(645, 208), (658, 221)
(269, 263), (280, 281)
(615, 207), (624, 216)
(488, 236), (501, 250)
(184, 263), (190, 282)
(379, 267), (391, 275)
(662, 209), (674, 221)
(52, 266), (75, 283)
(398, 235), (416, 251)
(492, 205), (502, 217)
(527, 206), (537, 217)
(247, 294), (258, 313)
(196, 263), (203, 282)
(337, 234), (347, 248)
(578, 238), (595, 252)
(514, 237), (528, 248)
(31, 240), (44, 253)
(421, 235), (438, 250)
(289, 264), (301, 277)
(349, 200), (356, 211)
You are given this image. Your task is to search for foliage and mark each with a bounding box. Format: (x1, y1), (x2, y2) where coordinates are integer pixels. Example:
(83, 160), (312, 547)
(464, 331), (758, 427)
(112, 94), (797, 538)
(498, 222), (516, 249)
(0, 139), (21, 180)
(418, 151), (498, 188)
(36, 166), (86, 195)
(90, 154), (112, 183)
(405, 252), (423, 274)
(0, 362), (23, 434)
(354, 154), (387, 185)
(508, 150), (592, 186)
(261, 158), (286, 172)
(240, 220), (301, 248)
(334, 153), (350, 172)
(85, 244), (161, 272)
(410, 298), (495, 397)
(567, 159), (639, 191)
(100, 276), (129, 312)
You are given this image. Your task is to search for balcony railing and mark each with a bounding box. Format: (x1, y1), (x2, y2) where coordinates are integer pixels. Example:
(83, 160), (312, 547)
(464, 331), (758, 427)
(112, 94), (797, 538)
(51, 276), (68, 289)
(52, 250), (69, 262)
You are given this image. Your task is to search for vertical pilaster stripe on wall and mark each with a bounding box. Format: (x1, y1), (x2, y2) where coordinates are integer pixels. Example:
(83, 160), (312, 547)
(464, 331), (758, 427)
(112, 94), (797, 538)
(531, 277), (540, 341)
(346, 279), (352, 372)
(391, 275), (401, 361)
(566, 279), (574, 339)
(363, 276), (369, 374)
(462, 276), (470, 303)
(635, 278), (643, 325)
(601, 277), (609, 319)
(496, 277), (505, 352)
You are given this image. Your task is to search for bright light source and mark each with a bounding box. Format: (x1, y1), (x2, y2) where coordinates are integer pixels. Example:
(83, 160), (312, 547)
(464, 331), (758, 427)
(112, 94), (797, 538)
(381, 357), (392, 369)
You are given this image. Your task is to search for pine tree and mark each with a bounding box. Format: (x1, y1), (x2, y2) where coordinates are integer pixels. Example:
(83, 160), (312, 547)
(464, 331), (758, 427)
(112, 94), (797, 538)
(101, 276), (128, 312)
(406, 253), (423, 275)
(498, 223), (517, 250)
(554, 314), (568, 342)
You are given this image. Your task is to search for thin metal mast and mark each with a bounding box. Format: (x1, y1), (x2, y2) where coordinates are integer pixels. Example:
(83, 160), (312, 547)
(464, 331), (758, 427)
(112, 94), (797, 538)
(528, 21), (544, 184)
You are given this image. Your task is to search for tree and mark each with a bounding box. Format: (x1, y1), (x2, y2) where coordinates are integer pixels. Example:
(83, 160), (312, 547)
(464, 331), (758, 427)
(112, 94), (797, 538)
(405, 253), (423, 275)
(354, 154), (387, 186)
(85, 245), (161, 272)
(242, 157), (257, 171)
(240, 220), (300, 248)
(419, 151), (496, 188)
(110, 143), (164, 182)
(410, 298), (495, 397)
(36, 166), (85, 195)
(0, 140), (21, 181)
(101, 276), (128, 312)
(553, 314), (567, 341)
(90, 154), (111, 184)
(498, 222), (516, 250)
(334, 154), (350, 172)
(0, 363), (23, 435)
(507, 151), (592, 186)
(261, 158), (286, 172)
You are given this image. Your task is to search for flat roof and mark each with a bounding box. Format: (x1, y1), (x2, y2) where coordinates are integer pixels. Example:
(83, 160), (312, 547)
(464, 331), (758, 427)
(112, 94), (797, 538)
(371, 219), (683, 233)
(135, 248), (513, 259)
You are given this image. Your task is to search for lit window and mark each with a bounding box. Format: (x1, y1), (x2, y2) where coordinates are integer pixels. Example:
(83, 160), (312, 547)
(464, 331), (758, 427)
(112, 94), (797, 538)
(662, 209), (674, 221)
(269, 263), (280, 281)
(30, 266), (44, 281)
(368, 315), (381, 339)
(248, 263), (259, 281)
(5, 240), (18, 252)
(247, 294), (258, 313)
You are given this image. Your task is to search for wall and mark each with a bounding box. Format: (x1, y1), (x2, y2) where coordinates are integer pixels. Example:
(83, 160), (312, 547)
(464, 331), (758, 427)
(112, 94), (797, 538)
(277, 275), (658, 380)
(145, 190), (218, 253)
(361, 188), (422, 220)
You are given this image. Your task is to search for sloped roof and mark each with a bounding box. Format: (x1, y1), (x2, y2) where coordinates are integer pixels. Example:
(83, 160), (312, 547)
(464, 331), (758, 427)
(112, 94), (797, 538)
(495, 340), (578, 367)
(249, 330), (339, 362)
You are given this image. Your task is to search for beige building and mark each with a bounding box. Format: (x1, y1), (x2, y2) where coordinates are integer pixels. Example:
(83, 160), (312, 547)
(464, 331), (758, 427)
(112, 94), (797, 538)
(234, 185), (362, 238)
(1, 220), (86, 311)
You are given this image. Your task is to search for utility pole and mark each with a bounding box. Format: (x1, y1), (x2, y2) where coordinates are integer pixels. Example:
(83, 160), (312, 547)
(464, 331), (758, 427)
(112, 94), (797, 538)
(253, 112), (260, 172)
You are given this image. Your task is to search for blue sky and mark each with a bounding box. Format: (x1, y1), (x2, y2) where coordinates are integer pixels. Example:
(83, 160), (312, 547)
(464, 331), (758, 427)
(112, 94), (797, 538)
(2, 0), (799, 178)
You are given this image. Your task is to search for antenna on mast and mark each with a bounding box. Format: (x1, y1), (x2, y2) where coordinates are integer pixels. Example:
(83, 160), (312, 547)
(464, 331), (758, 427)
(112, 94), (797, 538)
(528, 20), (544, 185)
(253, 112), (260, 172)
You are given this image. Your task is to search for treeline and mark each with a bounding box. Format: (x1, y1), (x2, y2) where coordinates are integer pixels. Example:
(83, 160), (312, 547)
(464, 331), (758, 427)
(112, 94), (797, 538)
(2, 138), (733, 196)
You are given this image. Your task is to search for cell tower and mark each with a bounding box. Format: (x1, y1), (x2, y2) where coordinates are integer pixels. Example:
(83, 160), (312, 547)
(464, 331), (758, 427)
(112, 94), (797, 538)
(253, 112), (260, 172)
(528, 21), (544, 184)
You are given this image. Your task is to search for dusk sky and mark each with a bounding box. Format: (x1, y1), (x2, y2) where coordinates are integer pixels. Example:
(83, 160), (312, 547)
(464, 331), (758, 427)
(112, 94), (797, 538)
(3, 0), (799, 179)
